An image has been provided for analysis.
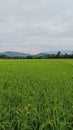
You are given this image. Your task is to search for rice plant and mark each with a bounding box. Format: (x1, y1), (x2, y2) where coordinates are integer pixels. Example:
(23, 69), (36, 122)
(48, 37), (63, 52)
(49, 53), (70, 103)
(0, 59), (73, 130)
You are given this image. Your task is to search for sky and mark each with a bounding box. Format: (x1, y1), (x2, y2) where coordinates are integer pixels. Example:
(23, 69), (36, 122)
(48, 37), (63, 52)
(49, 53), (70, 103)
(0, 0), (73, 54)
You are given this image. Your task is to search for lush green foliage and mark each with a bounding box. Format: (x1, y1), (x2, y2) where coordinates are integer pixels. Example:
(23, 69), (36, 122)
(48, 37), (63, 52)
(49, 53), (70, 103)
(0, 59), (73, 130)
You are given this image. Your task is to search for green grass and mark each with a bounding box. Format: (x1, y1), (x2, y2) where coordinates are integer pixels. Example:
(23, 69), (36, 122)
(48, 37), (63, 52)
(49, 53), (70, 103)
(0, 59), (73, 130)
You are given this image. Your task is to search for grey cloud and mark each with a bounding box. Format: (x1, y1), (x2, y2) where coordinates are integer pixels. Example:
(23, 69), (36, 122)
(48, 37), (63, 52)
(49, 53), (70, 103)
(0, 0), (73, 53)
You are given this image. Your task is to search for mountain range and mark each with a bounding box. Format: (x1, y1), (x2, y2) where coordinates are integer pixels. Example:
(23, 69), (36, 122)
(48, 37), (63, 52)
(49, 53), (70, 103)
(0, 50), (73, 57)
(0, 51), (30, 57)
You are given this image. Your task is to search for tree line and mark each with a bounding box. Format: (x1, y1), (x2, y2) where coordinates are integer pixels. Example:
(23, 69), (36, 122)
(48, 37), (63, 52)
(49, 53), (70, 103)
(0, 51), (73, 59)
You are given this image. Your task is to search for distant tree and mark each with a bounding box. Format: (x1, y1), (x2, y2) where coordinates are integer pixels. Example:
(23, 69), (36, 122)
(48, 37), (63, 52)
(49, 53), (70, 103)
(0, 55), (7, 58)
(26, 56), (33, 59)
(56, 51), (61, 58)
(0, 51), (73, 59)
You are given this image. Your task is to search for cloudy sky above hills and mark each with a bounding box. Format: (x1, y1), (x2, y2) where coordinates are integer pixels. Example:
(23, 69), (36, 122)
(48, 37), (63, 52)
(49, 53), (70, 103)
(0, 0), (73, 54)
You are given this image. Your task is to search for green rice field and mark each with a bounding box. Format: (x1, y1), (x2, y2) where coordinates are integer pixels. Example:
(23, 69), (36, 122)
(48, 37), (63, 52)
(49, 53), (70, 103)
(0, 59), (73, 130)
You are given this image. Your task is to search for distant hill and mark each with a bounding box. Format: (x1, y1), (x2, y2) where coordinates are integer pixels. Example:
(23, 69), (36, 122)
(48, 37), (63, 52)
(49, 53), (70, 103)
(0, 51), (30, 57)
(34, 50), (73, 57)
(34, 53), (48, 57)
(0, 50), (73, 57)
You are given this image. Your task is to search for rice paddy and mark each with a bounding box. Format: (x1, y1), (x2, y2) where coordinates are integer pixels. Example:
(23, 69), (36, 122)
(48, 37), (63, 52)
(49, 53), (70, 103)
(0, 59), (73, 130)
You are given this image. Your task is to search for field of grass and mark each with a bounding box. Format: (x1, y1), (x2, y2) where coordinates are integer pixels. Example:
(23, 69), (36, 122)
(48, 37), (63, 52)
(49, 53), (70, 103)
(0, 59), (73, 130)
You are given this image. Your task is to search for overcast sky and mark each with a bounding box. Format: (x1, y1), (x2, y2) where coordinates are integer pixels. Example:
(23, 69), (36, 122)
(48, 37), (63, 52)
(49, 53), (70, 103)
(0, 0), (73, 54)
